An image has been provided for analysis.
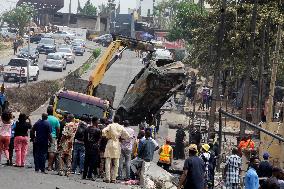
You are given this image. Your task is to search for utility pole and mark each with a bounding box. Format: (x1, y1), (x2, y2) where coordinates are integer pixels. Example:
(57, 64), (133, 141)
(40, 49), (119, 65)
(27, 17), (32, 85)
(208, 0), (227, 138)
(67, 0), (72, 26)
(267, 25), (282, 122)
(240, 0), (258, 137)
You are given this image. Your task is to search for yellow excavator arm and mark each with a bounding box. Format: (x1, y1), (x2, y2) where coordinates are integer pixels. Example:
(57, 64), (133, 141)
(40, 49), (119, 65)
(86, 36), (155, 96)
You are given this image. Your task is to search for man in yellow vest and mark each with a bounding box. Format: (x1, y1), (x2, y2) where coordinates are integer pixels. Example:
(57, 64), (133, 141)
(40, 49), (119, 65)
(157, 137), (173, 171)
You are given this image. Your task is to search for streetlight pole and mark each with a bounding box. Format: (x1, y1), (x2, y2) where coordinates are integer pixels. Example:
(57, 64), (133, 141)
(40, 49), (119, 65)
(27, 17), (31, 84)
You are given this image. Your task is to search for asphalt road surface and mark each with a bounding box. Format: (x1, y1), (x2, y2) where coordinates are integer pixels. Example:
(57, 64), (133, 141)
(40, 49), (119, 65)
(0, 41), (98, 88)
(82, 49), (143, 108)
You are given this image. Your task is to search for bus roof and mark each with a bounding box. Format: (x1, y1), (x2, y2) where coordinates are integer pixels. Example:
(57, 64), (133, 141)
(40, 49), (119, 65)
(57, 90), (109, 109)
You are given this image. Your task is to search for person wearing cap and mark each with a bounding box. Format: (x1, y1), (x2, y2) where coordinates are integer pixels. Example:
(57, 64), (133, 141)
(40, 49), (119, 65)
(157, 137), (173, 172)
(258, 152), (273, 179)
(178, 144), (205, 189)
(200, 143), (212, 188)
(58, 114), (78, 176)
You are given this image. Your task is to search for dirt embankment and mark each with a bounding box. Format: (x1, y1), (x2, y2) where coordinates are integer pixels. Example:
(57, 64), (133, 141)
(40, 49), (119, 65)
(6, 80), (63, 114)
(6, 54), (97, 114)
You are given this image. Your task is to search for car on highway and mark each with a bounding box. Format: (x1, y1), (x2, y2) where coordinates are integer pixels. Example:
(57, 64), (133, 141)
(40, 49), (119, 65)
(0, 28), (17, 39)
(72, 38), (86, 47)
(57, 48), (75, 64)
(52, 31), (75, 40)
(30, 33), (44, 43)
(43, 53), (67, 72)
(3, 58), (39, 82)
(93, 34), (112, 47)
(58, 43), (72, 49)
(17, 47), (39, 63)
(43, 33), (53, 38)
(37, 38), (56, 54)
(72, 42), (85, 56)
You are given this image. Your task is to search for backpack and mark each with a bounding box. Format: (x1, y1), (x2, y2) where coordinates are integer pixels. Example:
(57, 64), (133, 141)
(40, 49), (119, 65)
(74, 122), (87, 141)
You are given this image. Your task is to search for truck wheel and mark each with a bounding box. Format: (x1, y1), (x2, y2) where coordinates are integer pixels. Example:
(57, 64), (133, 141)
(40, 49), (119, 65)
(33, 72), (39, 81)
(3, 76), (8, 82)
(116, 108), (127, 122)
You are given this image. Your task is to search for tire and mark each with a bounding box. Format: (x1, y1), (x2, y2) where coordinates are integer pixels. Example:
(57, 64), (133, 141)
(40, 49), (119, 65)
(59, 67), (63, 72)
(116, 108), (127, 122)
(3, 76), (8, 82)
(43, 67), (47, 71)
(33, 72), (39, 81)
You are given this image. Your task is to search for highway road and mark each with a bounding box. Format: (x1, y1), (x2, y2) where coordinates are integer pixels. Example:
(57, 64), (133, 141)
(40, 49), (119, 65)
(0, 41), (98, 88)
(82, 49), (143, 108)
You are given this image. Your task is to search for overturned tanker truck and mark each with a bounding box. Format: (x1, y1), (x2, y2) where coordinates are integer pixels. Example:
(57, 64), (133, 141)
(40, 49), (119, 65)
(56, 36), (185, 122)
(116, 60), (185, 124)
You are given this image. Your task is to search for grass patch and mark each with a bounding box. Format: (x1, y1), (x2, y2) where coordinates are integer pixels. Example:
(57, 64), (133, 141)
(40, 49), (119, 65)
(92, 48), (101, 59)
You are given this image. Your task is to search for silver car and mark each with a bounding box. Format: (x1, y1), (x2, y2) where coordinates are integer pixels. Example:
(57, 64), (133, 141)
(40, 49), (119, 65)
(72, 42), (85, 56)
(57, 48), (75, 64)
(43, 53), (67, 72)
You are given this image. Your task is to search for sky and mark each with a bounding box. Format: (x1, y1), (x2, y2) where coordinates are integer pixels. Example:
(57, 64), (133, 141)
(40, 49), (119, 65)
(0, 0), (138, 14)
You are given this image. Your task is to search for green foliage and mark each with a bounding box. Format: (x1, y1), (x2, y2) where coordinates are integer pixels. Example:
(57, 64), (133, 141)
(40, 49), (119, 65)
(167, 1), (206, 42)
(153, 0), (181, 29)
(1, 4), (35, 36)
(79, 0), (97, 16)
(92, 48), (101, 59)
(168, 0), (284, 82)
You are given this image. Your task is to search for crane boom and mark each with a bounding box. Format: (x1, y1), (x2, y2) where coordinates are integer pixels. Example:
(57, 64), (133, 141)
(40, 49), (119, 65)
(86, 36), (155, 96)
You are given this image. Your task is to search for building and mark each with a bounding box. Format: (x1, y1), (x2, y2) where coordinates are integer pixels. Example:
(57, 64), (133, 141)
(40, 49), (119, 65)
(17, 0), (65, 26)
(112, 14), (135, 37)
(136, 0), (159, 17)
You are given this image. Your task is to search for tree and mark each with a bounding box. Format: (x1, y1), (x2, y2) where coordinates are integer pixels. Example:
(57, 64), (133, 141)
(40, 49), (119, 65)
(1, 4), (35, 36)
(98, 4), (108, 14)
(168, 0), (284, 132)
(79, 0), (97, 17)
(153, 0), (181, 29)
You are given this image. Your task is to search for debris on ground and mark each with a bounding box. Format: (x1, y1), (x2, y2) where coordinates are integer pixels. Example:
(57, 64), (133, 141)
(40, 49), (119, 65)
(6, 80), (63, 114)
(140, 161), (177, 189)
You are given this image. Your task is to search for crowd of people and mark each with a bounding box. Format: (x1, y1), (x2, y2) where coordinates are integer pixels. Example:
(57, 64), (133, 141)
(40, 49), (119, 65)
(0, 105), (168, 184)
(0, 104), (283, 188)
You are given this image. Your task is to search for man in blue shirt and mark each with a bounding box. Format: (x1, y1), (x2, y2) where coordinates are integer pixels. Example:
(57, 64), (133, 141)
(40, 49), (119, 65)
(31, 113), (52, 173)
(245, 157), (260, 189)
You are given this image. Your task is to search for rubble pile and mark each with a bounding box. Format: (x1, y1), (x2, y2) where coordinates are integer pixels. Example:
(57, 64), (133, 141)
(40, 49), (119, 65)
(6, 80), (63, 114)
(140, 161), (177, 189)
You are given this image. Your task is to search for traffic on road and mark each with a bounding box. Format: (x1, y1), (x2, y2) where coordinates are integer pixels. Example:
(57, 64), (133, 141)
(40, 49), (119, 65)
(0, 37), (95, 88)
